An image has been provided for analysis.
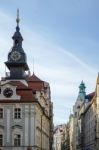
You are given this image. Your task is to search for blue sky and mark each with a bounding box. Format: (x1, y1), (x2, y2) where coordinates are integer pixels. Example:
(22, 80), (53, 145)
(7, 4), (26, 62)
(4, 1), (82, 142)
(0, 0), (99, 125)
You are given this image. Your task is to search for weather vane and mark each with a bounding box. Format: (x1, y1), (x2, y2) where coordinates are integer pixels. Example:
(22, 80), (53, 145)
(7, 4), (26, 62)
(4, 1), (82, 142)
(16, 9), (20, 26)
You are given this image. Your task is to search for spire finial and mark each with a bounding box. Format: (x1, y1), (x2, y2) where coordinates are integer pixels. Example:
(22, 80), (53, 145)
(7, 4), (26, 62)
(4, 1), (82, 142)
(16, 9), (20, 26)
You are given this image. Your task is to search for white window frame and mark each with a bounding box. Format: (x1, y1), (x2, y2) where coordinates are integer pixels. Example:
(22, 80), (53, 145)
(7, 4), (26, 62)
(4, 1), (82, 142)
(14, 134), (21, 146)
(14, 108), (21, 119)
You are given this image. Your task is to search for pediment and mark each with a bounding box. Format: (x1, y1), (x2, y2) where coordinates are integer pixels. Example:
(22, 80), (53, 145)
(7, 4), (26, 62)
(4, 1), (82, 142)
(0, 83), (20, 100)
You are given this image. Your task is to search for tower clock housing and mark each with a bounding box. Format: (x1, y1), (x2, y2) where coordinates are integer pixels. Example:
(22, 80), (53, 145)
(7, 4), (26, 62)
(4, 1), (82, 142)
(5, 16), (29, 79)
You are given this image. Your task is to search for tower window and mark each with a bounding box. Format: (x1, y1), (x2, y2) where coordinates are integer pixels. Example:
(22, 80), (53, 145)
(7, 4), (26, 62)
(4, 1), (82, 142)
(0, 109), (3, 119)
(14, 108), (21, 119)
(0, 134), (3, 146)
(14, 134), (21, 146)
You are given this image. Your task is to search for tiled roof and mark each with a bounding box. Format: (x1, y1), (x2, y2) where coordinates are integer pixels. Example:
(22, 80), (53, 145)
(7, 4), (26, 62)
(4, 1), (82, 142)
(28, 82), (44, 91)
(27, 73), (43, 82)
(0, 74), (47, 103)
(17, 89), (35, 101)
(0, 89), (36, 103)
(7, 81), (28, 89)
(27, 74), (45, 91)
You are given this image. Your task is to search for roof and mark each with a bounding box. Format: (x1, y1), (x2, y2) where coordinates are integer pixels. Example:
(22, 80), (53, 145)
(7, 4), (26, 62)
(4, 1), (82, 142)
(0, 73), (49, 103)
(0, 80), (35, 102)
(8, 81), (29, 89)
(27, 73), (43, 82)
(54, 124), (65, 134)
(85, 92), (95, 101)
(27, 74), (45, 91)
(17, 89), (35, 101)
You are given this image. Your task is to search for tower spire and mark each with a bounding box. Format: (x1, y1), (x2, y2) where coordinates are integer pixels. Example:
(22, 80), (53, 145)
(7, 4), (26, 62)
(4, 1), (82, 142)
(5, 9), (29, 79)
(79, 80), (86, 93)
(16, 9), (20, 27)
(77, 81), (86, 102)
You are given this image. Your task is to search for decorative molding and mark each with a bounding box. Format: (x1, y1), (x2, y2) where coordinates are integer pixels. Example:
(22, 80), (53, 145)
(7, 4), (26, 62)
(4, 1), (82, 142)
(11, 125), (23, 129)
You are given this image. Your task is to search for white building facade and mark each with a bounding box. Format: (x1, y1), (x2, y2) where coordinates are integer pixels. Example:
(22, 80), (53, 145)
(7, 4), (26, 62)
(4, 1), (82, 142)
(0, 11), (53, 150)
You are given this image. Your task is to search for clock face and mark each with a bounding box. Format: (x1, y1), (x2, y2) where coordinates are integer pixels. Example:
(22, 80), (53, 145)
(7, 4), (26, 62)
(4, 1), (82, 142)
(10, 51), (21, 61)
(3, 88), (13, 98)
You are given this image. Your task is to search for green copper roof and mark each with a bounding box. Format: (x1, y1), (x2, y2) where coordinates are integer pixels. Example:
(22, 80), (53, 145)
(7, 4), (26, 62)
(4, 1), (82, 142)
(77, 81), (86, 101)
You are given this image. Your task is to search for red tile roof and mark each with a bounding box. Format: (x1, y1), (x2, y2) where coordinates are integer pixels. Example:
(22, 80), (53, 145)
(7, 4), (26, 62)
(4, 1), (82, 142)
(27, 73), (43, 82)
(7, 81), (29, 89)
(27, 74), (45, 91)
(17, 89), (35, 101)
(28, 82), (44, 91)
(0, 74), (48, 103)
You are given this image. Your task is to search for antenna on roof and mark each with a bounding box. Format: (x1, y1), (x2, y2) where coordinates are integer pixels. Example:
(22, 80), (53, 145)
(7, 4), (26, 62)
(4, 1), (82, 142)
(5, 65), (6, 77)
(16, 8), (20, 27)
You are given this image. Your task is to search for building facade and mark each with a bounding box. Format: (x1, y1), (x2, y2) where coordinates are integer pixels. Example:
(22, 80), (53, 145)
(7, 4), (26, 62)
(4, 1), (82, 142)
(53, 124), (67, 150)
(79, 76), (99, 150)
(68, 81), (86, 150)
(0, 11), (53, 150)
(68, 76), (99, 150)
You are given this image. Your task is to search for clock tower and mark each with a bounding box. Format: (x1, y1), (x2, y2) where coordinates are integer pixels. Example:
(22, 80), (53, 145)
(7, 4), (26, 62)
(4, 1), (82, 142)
(0, 10), (53, 150)
(5, 10), (29, 79)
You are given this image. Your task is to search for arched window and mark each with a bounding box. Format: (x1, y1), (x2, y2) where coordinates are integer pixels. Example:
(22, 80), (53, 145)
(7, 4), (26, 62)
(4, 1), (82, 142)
(14, 134), (21, 146)
(12, 127), (23, 146)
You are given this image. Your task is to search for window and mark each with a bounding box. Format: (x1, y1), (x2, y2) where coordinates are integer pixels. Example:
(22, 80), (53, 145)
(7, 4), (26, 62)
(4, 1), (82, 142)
(0, 109), (3, 119)
(14, 134), (21, 146)
(0, 134), (3, 146)
(14, 108), (21, 119)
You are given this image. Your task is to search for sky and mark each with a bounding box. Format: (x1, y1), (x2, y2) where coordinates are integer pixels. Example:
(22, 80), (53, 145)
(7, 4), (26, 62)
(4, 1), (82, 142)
(0, 0), (99, 125)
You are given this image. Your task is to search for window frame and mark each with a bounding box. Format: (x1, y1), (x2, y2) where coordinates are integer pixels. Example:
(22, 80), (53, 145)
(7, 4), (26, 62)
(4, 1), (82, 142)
(14, 108), (21, 119)
(0, 134), (3, 146)
(0, 108), (3, 119)
(14, 134), (21, 146)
